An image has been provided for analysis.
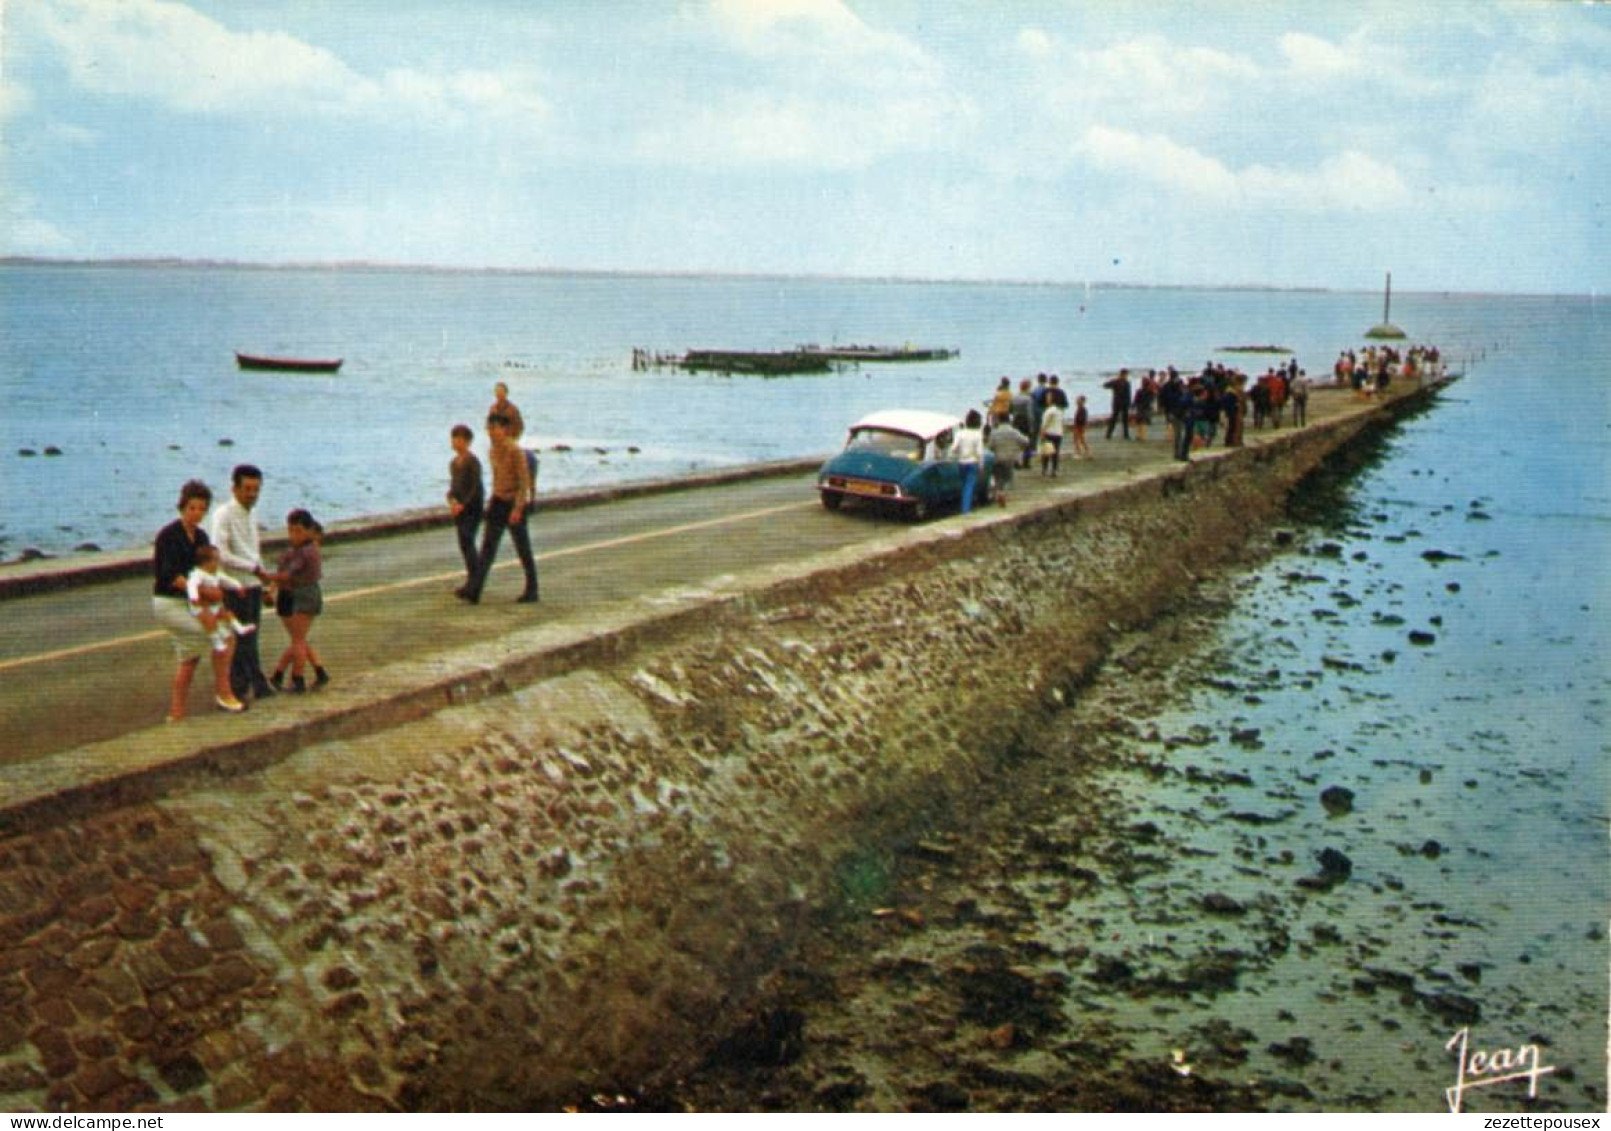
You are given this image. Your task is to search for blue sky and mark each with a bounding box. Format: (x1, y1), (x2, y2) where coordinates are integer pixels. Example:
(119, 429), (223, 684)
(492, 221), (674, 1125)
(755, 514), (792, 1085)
(2, 0), (1607, 293)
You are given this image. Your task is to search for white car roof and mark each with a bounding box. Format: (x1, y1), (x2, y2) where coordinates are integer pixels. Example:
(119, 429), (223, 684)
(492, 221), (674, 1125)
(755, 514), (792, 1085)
(849, 409), (962, 440)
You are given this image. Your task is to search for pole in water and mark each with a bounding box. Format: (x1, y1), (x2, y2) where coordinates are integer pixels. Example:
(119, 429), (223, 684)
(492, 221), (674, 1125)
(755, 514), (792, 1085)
(1384, 271), (1392, 324)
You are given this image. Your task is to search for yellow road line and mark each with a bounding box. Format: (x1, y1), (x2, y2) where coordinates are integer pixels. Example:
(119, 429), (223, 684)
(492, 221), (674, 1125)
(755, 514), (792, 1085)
(0, 500), (815, 675)
(0, 630), (168, 674)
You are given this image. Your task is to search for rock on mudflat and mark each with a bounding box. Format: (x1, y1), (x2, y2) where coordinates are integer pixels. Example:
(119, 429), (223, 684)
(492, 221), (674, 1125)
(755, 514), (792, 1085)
(1266, 1036), (1317, 1067)
(1421, 991), (1481, 1025)
(1201, 892), (1246, 916)
(1408, 630), (1436, 646)
(1319, 786), (1355, 816)
(1296, 847), (1352, 891)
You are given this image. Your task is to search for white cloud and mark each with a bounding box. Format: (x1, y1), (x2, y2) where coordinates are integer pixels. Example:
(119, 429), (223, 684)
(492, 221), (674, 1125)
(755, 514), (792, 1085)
(707, 0), (931, 72)
(1078, 125), (1411, 213)
(26, 0), (548, 127)
(1016, 28), (1053, 60)
(1467, 58), (1611, 158)
(1, 193), (72, 254)
(1, 75), (34, 119)
(1279, 31), (1354, 78)
(636, 0), (971, 169)
(636, 89), (969, 170)
(46, 121), (98, 145)
(1019, 30), (1259, 118)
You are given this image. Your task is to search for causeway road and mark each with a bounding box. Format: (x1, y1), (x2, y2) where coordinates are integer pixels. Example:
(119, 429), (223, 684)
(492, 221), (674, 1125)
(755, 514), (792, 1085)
(0, 382), (1435, 793)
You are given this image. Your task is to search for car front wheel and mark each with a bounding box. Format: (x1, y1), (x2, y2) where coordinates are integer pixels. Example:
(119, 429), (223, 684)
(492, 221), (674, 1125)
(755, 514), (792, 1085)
(820, 490), (843, 512)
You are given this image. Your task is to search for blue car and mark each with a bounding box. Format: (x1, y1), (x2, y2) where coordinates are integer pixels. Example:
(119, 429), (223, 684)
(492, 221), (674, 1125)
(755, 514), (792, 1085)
(817, 409), (994, 519)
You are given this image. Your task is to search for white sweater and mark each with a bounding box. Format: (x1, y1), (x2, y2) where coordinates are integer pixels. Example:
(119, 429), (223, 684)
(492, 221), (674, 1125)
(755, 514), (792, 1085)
(208, 498), (263, 588)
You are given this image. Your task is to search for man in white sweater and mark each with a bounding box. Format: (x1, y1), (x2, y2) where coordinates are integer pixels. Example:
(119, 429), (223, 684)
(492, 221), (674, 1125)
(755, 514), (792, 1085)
(209, 464), (275, 702)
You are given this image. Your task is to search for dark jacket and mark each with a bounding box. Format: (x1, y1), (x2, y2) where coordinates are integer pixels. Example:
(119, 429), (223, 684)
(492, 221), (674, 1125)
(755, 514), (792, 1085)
(153, 520), (209, 598)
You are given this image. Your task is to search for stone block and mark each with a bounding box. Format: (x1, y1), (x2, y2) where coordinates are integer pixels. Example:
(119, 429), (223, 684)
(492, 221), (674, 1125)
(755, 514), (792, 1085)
(156, 1051), (209, 1094)
(125, 948), (175, 993)
(29, 1025), (78, 1078)
(0, 1062), (47, 1094)
(63, 895), (118, 930)
(65, 936), (119, 973)
(209, 955), (262, 996)
(155, 929), (212, 974)
(113, 1007), (157, 1043)
(200, 916), (246, 952)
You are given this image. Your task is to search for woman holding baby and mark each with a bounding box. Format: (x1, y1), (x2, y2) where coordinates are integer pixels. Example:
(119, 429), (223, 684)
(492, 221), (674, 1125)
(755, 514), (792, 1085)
(151, 479), (245, 720)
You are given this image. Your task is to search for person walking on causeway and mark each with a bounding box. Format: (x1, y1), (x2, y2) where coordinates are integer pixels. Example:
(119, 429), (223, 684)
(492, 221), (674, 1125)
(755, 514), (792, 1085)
(1104, 369), (1133, 440)
(1039, 397), (1065, 477)
(209, 464), (276, 702)
(446, 424), (485, 598)
(955, 409), (986, 514)
(463, 412), (538, 604)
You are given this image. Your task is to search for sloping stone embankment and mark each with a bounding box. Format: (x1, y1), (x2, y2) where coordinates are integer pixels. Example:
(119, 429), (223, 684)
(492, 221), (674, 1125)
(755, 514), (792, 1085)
(0, 399), (1431, 1111)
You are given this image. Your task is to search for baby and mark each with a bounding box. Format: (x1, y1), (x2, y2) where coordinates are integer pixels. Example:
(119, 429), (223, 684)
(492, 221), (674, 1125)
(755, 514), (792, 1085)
(187, 544), (255, 653)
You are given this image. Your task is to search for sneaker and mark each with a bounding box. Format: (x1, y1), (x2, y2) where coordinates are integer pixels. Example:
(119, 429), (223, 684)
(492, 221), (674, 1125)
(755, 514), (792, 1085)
(516, 591), (539, 604)
(270, 670), (285, 690)
(313, 668), (330, 688)
(215, 695), (246, 713)
(253, 679), (277, 699)
(290, 675), (307, 694)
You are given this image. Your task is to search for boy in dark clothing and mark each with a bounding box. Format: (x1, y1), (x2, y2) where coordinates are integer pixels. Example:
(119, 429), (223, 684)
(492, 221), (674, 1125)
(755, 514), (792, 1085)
(1104, 369), (1133, 440)
(446, 424), (485, 597)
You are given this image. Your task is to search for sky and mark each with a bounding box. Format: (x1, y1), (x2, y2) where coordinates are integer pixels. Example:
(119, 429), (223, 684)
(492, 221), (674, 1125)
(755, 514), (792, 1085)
(1, 0), (1607, 293)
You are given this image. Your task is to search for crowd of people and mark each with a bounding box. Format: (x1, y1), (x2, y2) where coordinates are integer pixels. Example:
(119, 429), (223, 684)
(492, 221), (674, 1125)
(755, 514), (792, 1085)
(962, 360), (1324, 486)
(151, 382), (539, 720)
(1334, 344), (1442, 398)
(956, 341), (1443, 499)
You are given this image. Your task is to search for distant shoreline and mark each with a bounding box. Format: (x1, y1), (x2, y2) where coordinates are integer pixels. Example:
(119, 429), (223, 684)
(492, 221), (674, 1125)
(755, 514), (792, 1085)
(0, 256), (1581, 300)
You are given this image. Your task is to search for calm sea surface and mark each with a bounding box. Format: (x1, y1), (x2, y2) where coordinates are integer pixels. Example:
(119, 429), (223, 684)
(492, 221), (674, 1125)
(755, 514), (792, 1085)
(2, 264), (1606, 1107)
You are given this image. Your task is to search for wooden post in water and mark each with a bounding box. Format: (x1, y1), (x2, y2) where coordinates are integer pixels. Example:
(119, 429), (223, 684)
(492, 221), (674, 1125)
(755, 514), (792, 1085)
(1366, 270), (1407, 340)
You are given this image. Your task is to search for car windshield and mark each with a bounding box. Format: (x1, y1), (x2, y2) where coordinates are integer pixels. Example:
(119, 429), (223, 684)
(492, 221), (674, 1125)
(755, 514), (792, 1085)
(846, 428), (923, 460)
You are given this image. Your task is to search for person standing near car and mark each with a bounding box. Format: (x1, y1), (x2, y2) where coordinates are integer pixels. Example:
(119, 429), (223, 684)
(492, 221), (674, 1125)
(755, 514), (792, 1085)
(955, 409), (986, 515)
(208, 464), (275, 703)
(985, 412), (1029, 506)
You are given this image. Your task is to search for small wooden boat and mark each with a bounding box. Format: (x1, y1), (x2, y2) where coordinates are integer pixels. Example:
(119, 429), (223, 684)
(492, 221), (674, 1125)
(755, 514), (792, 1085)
(235, 352), (344, 373)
